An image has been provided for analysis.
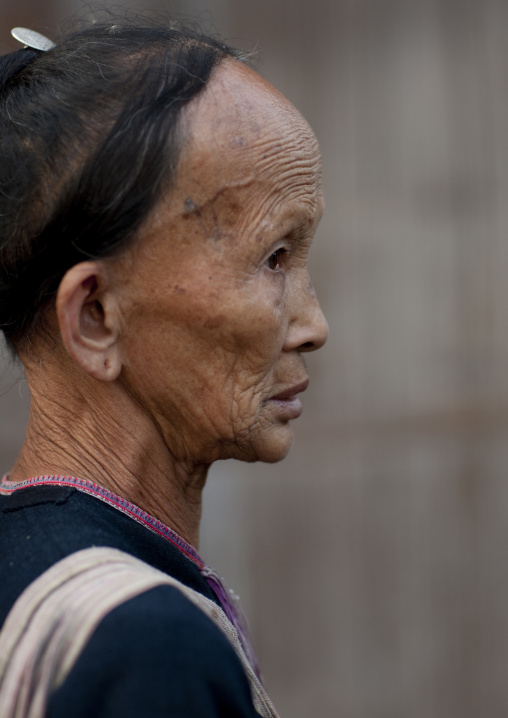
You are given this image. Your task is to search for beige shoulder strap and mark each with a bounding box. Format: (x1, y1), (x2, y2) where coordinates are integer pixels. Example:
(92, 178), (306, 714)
(0, 547), (279, 718)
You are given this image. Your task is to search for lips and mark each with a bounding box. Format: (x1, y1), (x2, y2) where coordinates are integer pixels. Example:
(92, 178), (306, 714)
(270, 378), (309, 402)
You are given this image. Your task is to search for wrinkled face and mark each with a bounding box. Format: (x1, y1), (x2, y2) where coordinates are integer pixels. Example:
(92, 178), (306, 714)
(116, 60), (328, 465)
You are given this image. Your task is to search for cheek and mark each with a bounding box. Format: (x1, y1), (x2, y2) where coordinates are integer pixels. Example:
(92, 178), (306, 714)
(201, 289), (286, 369)
(124, 298), (282, 389)
(120, 261), (287, 392)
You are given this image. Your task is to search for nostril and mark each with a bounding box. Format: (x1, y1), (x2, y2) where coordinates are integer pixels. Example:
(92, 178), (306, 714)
(301, 341), (314, 350)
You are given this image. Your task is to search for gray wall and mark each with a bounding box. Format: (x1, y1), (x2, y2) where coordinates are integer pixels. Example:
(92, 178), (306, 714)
(2, 1), (508, 716)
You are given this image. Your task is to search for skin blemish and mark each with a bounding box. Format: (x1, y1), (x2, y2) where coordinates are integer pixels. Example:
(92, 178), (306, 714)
(184, 197), (196, 212)
(234, 136), (245, 147)
(186, 197), (222, 243)
(188, 187), (243, 242)
(173, 285), (186, 295)
(203, 314), (227, 330)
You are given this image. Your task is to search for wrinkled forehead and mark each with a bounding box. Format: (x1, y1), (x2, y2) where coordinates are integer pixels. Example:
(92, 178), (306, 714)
(126, 61), (322, 272)
(176, 59), (322, 197)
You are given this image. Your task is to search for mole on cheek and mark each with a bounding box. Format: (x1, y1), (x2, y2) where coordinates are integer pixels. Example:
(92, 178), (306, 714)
(203, 314), (226, 330)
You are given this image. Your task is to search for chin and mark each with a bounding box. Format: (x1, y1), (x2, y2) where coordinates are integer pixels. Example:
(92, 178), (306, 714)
(240, 424), (295, 464)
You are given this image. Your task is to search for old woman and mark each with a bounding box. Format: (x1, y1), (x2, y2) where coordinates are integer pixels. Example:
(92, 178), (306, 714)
(0, 19), (327, 717)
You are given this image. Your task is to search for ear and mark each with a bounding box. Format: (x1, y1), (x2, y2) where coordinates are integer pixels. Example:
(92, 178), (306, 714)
(56, 261), (122, 381)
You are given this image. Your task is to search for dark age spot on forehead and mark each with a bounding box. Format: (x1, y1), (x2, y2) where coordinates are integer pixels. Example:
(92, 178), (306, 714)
(178, 185), (252, 243)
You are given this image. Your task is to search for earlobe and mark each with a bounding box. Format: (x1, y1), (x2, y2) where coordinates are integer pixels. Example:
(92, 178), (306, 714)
(56, 262), (122, 381)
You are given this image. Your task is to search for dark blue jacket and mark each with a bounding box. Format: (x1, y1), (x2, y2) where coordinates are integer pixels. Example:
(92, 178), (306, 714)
(0, 485), (260, 717)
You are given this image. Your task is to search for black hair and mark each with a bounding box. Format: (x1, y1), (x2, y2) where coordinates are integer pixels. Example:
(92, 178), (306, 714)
(0, 19), (243, 353)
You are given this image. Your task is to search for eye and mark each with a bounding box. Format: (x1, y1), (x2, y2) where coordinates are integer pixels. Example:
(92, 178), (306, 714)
(267, 248), (287, 271)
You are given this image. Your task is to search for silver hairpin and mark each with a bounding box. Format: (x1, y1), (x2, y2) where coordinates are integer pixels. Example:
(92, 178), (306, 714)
(11, 27), (55, 52)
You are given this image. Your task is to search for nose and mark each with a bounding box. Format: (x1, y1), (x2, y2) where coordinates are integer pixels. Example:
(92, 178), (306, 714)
(283, 276), (329, 353)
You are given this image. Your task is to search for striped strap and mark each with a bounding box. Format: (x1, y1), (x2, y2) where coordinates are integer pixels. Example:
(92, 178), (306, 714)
(0, 547), (279, 718)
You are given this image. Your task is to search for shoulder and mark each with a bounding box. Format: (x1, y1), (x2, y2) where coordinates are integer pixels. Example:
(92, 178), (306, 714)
(0, 485), (218, 627)
(48, 584), (260, 718)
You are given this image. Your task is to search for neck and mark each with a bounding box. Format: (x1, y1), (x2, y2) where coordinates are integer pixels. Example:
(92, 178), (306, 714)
(10, 358), (209, 549)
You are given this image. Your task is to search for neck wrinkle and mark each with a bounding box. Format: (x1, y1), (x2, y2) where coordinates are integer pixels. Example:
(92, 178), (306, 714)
(11, 363), (209, 549)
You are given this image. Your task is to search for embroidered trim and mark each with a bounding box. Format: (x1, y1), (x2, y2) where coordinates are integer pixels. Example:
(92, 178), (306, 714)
(0, 474), (204, 568)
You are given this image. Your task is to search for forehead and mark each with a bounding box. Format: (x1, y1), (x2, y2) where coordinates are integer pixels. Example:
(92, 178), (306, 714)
(173, 60), (323, 219)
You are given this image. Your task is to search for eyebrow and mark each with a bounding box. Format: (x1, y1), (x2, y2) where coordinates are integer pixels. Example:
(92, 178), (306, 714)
(284, 199), (323, 234)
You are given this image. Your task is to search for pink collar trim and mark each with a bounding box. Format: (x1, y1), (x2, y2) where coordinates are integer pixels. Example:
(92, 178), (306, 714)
(0, 474), (205, 569)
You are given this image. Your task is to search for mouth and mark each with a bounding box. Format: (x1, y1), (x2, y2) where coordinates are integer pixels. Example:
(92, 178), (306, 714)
(270, 378), (309, 402)
(268, 378), (309, 420)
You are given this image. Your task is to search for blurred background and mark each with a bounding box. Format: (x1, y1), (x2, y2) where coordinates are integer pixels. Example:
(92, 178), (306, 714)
(2, 1), (508, 716)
